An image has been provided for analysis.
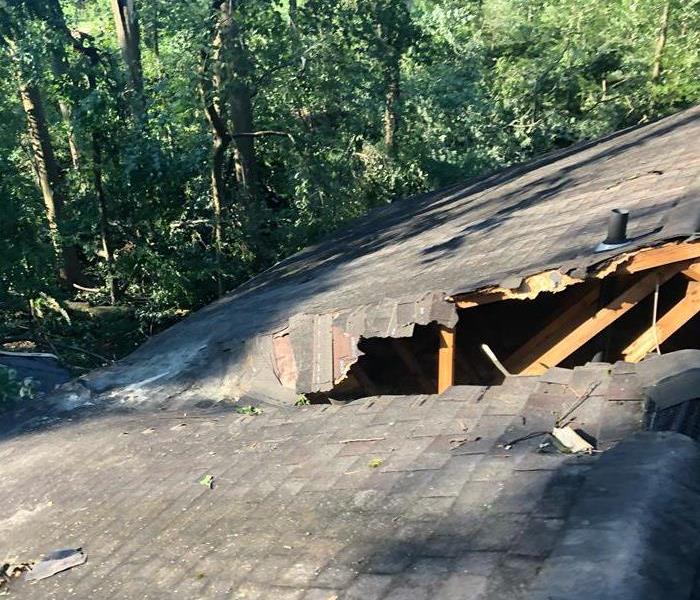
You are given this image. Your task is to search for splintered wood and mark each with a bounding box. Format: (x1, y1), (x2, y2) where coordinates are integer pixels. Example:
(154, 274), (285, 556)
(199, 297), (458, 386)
(452, 240), (700, 308)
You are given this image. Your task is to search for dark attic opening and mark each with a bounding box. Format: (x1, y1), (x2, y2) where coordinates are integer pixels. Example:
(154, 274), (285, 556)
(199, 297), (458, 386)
(314, 242), (700, 402)
(311, 323), (441, 402)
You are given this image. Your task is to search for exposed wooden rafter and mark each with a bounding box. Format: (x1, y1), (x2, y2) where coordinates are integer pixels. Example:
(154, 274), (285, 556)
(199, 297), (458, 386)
(682, 262), (700, 282)
(617, 241), (700, 274)
(508, 263), (686, 375)
(504, 284), (601, 374)
(437, 326), (455, 393)
(622, 279), (700, 362)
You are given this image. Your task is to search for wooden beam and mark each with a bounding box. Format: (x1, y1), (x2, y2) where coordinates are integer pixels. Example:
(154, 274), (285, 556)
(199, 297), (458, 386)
(622, 281), (700, 362)
(621, 241), (700, 273)
(682, 262), (700, 282)
(504, 285), (601, 373)
(511, 264), (685, 375)
(437, 326), (455, 394)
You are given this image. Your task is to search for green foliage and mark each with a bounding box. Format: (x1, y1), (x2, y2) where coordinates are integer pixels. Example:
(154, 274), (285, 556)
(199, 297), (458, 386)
(0, 367), (36, 406)
(0, 0), (698, 368)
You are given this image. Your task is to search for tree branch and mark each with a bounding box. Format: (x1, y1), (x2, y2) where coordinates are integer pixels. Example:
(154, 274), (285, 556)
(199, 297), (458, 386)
(198, 50), (231, 144)
(230, 130), (295, 143)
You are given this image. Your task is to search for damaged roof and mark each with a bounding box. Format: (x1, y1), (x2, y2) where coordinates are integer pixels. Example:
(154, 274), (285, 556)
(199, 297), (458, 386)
(79, 106), (700, 406)
(4, 353), (700, 599)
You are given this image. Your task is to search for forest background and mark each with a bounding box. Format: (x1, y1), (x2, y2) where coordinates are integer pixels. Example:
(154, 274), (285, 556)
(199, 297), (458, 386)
(1, 0), (698, 377)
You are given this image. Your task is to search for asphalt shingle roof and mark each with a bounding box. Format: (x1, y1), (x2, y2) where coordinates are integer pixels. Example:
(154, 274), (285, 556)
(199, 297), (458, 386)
(0, 358), (679, 600)
(77, 107), (700, 407)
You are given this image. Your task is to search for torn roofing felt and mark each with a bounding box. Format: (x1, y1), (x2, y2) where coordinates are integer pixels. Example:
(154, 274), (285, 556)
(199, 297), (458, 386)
(78, 106), (700, 407)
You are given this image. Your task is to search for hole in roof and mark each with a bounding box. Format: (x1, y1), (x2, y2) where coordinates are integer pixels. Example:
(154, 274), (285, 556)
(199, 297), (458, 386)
(310, 268), (700, 403)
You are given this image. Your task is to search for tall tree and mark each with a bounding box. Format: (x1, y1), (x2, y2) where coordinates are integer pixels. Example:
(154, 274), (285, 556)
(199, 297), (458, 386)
(363, 0), (417, 155)
(25, 0), (82, 166)
(110, 0), (145, 120)
(28, 0), (118, 301)
(213, 0), (261, 203)
(3, 35), (82, 285)
(651, 0), (671, 82)
(200, 43), (231, 297)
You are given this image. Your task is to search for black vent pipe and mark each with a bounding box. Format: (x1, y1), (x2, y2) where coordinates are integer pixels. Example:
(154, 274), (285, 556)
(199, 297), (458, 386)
(603, 208), (629, 245)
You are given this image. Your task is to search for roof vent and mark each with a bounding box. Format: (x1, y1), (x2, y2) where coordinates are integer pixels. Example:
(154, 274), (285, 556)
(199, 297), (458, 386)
(595, 208), (630, 252)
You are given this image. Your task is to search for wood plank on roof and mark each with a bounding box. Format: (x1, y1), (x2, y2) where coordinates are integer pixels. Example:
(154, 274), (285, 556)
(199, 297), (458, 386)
(622, 279), (700, 363)
(511, 263), (686, 375)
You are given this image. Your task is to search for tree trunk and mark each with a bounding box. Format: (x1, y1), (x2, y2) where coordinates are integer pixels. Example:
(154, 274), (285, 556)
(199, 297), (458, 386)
(91, 123), (117, 304)
(383, 54), (400, 155)
(229, 88), (259, 198)
(652, 0), (671, 82)
(288, 0), (298, 30)
(32, 0), (82, 168)
(110, 0), (145, 119)
(215, 0), (261, 204)
(210, 135), (227, 297)
(375, 1), (410, 157)
(37, 0), (117, 297)
(18, 79), (81, 285)
(51, 54), (81, 169)
(200, 44), (232, 297)
(152, 0), (160, 58)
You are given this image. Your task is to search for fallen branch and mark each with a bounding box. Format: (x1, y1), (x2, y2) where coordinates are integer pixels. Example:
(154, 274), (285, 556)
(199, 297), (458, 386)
(339, 436), (385, 444)
(72, 283), (101, 293)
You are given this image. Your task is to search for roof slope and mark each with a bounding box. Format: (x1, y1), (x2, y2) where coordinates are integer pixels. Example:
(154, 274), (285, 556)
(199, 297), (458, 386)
(80, 107), (700, 407)
(0, 361), (658, 599)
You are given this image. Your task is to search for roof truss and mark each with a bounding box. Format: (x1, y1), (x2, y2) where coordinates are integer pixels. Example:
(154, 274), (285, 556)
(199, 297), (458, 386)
(437, 242), (700, 393)
(507, 263), (687, 375)
(622, 280), (700, 363)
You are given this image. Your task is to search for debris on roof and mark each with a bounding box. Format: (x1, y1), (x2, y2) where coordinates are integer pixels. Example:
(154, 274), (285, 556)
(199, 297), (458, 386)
(25, 548), (87, 582)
